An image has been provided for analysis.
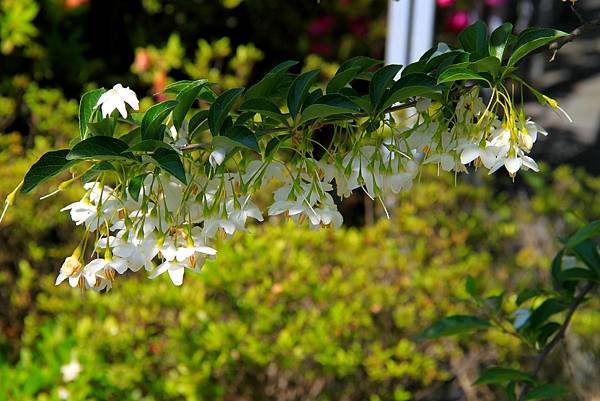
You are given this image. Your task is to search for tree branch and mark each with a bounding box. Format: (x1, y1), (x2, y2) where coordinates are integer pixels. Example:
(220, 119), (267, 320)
(548, 4), (600, 62)
(517, 282), (596, 401)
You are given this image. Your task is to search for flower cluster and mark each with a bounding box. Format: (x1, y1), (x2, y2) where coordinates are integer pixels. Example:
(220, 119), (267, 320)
(52, 80), (560, 290)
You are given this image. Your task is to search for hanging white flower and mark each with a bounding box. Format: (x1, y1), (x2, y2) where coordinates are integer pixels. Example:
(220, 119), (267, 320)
(95, 84), (139, 118)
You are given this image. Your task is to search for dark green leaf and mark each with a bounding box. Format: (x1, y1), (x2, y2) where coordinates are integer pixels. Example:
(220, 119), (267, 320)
(551, 249), (565, 290)
(370, 64), (403, 107)
(287, 69), (321, 119)
(465, 275), (478, 297)
(128, 174), (148, 202)
(222, 125), (260, 152)
(141, 100), (178, 141)
(239, 98), (289, 124)
(81, 161), (115, 183)
(416, 315), (491, 339)
(120, 127), (142, 145)
(172, 80), (208, 130)
(125, 140), (175, 153)
(21, 150), (80, 193)
(571, 240), (600, 273)
(508, 28), (568, 67)
(558, 267), (597, 283)
(566, 220), (600, 247)
(438, 67), (488, 85)
(87, 117), (117, 137)
(245, 60), (298, 100)
(336, 56), (382, 75)
(458, 21), (489, 59)
(523, 383), (569, 400)
(327, 66), (363, 94)
(490, 22), (513, 61)
(299, 94), (361, 124)
(208, 88), (244, 135)
(474, 367), (535, 385)
(526, 298), (568, 331)
(79, 88), (105, 139)
(188, 110), (210, 138)
(67, 136), (134, 161)
(379, 73), (442, 112)
(516, 289), (542, 306)
(536, 322), (561, 347)
(150, 148), (186, 184)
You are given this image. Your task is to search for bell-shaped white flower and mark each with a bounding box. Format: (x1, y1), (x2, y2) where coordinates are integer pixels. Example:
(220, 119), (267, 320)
(95, 84), (139, 118)
(149, 260), (187, 286)
(209, 148), (227, 168)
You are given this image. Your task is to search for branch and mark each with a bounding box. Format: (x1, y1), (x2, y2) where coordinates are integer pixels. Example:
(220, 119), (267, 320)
(178, 100), (417, 153)
(549, 4), (600, 61)
(517, 282), (596, 401)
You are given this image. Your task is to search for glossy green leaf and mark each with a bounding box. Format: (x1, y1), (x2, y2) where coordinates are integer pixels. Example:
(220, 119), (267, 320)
(240, 98), (289, 124)
(299, 94), (360, 124)
(208, 87), (244, 135)
(379, 73), (441, 111)
(516, 289), (542, 306)
(566, 220), (600, 247)
(21, 150), (80, 194)
(557, 267), (597, 283)
(125, 140), (175, 153)
(458, 21), (489, 59)
(223, 125), (260, 152)
(245, 60), (298, 100)
(327, 66), (363, 94)
(141, 100), (178, 141)
(474, 367), (535, 385)
(128, 173), (148, 202)
(416, 315), (491, 339)
(438, 67), (488, 85)
(571, 240), (600, 273)
(336, 56), (381, 75)
(188, 110), (209, 138)
(370, 64), (403, 107)
(287, 69), (320, 119)
(526, 298), (568, 331)
(67, 136), (134, 161)
(490, 22), (513, 61)
(150, 148), (186, 184)
(79, 88), (105, 139)
(508, 28), (568, 67)
(172, 80), (208, 130)
(523, 384), (569, 400)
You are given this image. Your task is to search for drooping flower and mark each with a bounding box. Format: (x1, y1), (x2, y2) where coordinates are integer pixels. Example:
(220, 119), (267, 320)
(95, 84), (139, 118)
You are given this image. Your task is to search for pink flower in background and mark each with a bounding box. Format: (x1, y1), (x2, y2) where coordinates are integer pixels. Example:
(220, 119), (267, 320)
(308, 15), (335, 37)
(485, 0), (507, 6)
(436, 0), (455, 7)
(446, 10), (470, 34)
(349, 17), (368, 39)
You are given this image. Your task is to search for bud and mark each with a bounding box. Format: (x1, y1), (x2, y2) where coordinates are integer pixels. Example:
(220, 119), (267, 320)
(209, 148), (227, 168)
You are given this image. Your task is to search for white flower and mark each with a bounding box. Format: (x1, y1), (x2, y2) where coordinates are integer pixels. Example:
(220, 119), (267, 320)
(55, 256), (85, 288)
(460, 144), (497, 169)
(226, 195), (263, 231)
(209, 148), (227, 168)
(488, 149), (539, 176)
(149, 259), (187, 286)
(95, 84), (139, 118)
(60, 358), (82, 382)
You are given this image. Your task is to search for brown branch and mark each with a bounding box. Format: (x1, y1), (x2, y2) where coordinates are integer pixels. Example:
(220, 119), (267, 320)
(548, 4), (600, 62)
(516, 282), (595, 401)
(178, 100), (417, 152)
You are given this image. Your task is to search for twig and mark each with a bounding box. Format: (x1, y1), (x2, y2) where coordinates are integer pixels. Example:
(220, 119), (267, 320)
(516, 282), (596, 401)
(178, 100), (417, 152)
(548, 4), (600, 62)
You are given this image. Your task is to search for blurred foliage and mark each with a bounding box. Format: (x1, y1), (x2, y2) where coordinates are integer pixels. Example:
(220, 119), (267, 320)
(1, 162), (599, 400)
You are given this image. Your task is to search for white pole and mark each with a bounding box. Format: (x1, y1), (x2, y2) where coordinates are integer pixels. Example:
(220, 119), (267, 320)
(409, 0), (436, 63)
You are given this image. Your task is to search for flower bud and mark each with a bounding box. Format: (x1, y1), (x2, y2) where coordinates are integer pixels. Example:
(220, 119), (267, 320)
(209, 148), (227, 168)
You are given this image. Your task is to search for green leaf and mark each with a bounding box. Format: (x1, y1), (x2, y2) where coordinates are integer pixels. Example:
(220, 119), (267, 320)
(458, 21), (489, 59)
(465, 275), (479, 297)
(172, 80), (208, 130)
(438, 67), (488, 85)
(81, 161), (115, 183)
(370, 64), (403, 107)
(128, 174), (148, 202)
(327, 66), (363, 94)
(287, 69), (321, 119)
(536, 322), (561, 347)
(508, 28), (568, 67)
(120, 127), (142, 145)
(79, 88), (105, 139)
(188, 110), (210, 138)
(471, 56), (502, 78)
(489, 22), (513, 61)
(239, 98), (289, 124)
(379, 73), (441, 112)
(557, 267), (597, 283)
(141, 100), (178, 141)
(516, 289), (542, 306)
(571, 240), (600, 273)
(474, 367), (535, 385)
(566, 220), (600, 247)
(526, 298), (568, 331)
(336, 56), (382, 75)
(125, 140), (175, 153)
(67, 136), (134, 161)
(299, 94), (360, 124)
(21, 150), (80, 194)
(416, 315), (491, 339)
(245, 60), (298, 100)
(150, 148), (186, 184)
(208, 87), (244, 135)
(222, 125), (260, 152)
(523, 384), (569, 400)
(87, 117), (117, 137)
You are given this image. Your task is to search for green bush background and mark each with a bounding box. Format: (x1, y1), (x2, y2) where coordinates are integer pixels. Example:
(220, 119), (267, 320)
(1, 1), (599, 400)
